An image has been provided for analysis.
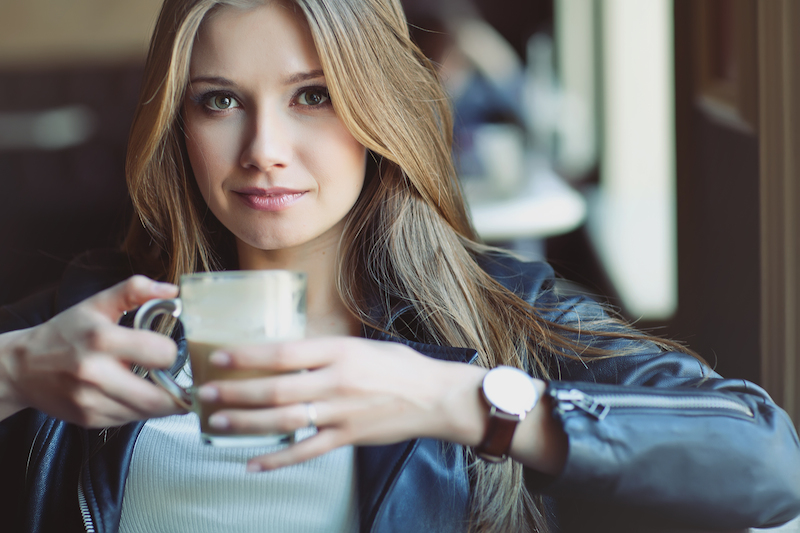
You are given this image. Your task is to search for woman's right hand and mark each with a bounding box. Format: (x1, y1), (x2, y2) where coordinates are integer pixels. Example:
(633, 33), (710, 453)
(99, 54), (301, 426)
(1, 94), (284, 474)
(0, 276), (185, 426)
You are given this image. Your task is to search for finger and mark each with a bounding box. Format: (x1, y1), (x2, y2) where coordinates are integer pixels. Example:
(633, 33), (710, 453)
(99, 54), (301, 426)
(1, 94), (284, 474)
(68, 387), (150, 427)
(218, 337), (361, 372)
(32, 324), (178, 375)
(79, 356), (186, 418)
(246, 429), (345, 471)
(82, 394), (173, 427)
(199, 368), (335, 407)
(88, 324), (178, 370)
(208, 399), (383, 439)
(207, 402), (312, 435)
(55, 378), (178, 428)
(88, 275), (178, 319)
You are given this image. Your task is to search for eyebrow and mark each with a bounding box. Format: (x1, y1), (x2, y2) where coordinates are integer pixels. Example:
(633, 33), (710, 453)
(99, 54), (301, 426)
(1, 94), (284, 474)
(283, 69), (325, 84)
(189, 76), (235, 86)
(189, 70), (325, 87)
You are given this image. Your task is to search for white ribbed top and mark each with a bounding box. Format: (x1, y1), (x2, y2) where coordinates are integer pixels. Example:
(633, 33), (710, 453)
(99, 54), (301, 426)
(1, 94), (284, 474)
(119, 366), (359, 533)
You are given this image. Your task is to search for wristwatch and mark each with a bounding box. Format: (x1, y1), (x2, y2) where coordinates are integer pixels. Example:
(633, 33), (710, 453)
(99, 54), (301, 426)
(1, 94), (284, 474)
(476, 366), (539, 462)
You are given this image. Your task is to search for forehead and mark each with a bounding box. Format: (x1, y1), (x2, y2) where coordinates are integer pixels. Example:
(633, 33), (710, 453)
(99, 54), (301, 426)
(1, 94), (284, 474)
(190, 1), (321, 78)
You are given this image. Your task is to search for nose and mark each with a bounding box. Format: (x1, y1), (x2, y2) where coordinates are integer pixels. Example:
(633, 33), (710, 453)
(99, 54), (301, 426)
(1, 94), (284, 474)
(239, 110), (291, 171)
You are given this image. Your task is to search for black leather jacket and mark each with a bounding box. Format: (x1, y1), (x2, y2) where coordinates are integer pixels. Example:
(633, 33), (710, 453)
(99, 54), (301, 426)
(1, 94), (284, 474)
(1, 250), (799, 533)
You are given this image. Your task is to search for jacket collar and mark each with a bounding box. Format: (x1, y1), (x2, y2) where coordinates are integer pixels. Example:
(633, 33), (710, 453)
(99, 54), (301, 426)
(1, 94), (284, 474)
(355, 332), (477, 531)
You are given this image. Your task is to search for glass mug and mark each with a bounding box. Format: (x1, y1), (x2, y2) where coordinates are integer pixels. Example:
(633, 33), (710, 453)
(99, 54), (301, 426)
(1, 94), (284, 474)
(134, 270), (307, 447)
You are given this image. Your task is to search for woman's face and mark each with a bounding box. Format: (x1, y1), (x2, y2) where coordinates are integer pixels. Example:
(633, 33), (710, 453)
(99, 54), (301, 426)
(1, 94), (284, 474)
(183, 1), (366, 257)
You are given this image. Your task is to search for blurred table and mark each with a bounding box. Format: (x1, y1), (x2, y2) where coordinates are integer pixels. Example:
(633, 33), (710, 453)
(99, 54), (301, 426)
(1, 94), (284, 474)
(462, 156), (586, 243)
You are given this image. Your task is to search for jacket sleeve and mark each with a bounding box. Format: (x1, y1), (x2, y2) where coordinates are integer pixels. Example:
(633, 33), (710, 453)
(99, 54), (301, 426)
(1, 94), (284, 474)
(514, 261), (800, 531)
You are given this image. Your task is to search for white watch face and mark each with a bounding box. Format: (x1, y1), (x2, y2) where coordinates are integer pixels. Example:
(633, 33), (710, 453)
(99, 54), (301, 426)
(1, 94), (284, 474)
(483, 366), (538, 416)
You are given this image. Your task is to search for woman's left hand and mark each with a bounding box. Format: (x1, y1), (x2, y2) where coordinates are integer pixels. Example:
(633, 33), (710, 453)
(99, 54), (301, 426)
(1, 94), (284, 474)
(195, 337), (488, 471)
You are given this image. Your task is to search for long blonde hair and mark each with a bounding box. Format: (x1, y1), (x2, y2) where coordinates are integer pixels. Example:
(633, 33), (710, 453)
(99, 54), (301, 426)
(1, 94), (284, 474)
(123, 1), (690, 531)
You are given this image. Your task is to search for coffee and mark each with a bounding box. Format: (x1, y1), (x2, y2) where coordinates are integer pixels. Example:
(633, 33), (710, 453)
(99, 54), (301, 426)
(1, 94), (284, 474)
(187, 338), (301, 439)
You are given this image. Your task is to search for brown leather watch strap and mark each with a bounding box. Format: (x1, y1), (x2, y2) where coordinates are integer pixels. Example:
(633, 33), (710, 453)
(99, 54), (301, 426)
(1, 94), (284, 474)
(476, 407), (520, 463)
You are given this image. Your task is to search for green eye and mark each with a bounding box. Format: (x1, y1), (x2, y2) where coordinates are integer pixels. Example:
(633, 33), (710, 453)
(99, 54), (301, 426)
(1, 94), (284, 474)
(297, 88), (330, 106)
(208, 94), (239, 110)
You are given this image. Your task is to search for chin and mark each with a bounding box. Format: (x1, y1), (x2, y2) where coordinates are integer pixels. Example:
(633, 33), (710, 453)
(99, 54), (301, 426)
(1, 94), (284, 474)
(237, 231), (314, 254)
(231, 216), (348, 257)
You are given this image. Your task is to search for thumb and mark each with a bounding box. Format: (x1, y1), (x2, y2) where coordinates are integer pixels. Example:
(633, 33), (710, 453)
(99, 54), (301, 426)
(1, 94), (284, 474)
(88, 275), (178, 320)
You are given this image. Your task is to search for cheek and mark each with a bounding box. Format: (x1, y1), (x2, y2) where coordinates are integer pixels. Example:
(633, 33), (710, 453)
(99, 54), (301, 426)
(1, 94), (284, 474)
(309, 125), (367, 193)
(184, 122), (233, 201)
(184, 135), (206, 187)
(340, 143), (367, 192)
(184, 120), (208, 173)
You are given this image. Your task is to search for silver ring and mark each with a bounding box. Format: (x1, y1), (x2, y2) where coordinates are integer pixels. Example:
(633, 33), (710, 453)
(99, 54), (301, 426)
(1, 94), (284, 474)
(305, 402), (318, 429)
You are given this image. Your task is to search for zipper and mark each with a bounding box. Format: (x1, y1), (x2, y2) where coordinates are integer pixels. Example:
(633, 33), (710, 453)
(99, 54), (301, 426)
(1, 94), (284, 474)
(77, 478), (96, 533)
(552, 388), (754, 420)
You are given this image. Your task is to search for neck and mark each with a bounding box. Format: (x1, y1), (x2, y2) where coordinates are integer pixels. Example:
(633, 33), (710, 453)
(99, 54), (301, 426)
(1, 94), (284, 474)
(235, 229), (359, 338)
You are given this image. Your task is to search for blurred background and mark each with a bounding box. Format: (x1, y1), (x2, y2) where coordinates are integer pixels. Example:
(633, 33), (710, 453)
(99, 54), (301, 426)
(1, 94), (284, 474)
(0, 0), (797, 429)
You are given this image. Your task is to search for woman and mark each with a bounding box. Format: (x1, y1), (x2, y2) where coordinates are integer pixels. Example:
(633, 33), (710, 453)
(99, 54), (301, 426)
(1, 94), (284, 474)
(0, 0), (798, 532)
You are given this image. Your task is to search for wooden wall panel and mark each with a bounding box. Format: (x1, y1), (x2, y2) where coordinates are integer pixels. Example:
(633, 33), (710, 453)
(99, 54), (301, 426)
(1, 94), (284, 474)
(759, 0), (800, 426)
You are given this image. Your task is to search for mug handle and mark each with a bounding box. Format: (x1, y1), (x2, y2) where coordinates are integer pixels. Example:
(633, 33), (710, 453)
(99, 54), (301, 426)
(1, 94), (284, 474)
(133, 298), (194, 411)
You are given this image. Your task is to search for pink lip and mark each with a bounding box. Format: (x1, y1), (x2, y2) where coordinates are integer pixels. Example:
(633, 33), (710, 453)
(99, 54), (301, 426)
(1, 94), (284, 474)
(233, 187), (306, 212)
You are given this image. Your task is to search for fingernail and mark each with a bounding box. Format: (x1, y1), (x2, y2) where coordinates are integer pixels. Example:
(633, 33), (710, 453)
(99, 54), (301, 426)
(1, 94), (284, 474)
(246, 462), (263, 473)
(209, 351), (231, 366)
(208, 414), (229, 429)
(197, 386), (219, 402)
